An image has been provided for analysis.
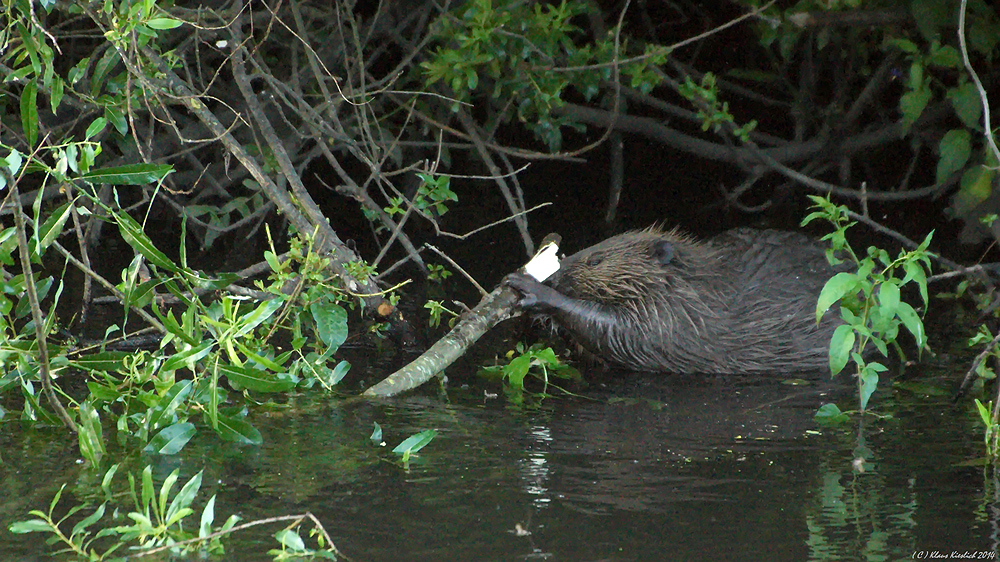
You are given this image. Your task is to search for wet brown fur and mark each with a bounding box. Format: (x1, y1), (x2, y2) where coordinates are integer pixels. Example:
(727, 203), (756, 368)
(509, 226), (843, 375)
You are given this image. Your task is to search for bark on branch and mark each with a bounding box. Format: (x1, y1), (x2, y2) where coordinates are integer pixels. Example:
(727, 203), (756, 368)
(362, 284), (522, 397)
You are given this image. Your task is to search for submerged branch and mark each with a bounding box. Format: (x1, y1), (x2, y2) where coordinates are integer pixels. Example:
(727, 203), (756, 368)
(362, 284), (522, 397)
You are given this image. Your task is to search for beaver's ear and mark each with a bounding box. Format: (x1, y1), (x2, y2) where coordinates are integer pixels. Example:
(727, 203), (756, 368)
(651, 240), (674, 266)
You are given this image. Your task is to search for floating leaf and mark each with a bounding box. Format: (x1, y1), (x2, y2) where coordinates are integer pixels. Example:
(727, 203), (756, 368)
(393, 429), (437, 455)
(814, 403), (849, 424)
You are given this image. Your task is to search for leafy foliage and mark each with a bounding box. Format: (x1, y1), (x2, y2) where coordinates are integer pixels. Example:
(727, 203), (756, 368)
(974, 399), (1000, 459)
(677, 72), (758, 141)
(802, 196), (933, 413)
(1, 197), (355, 459)
(481, 343), (581, 405)
(420, 0), (668, 150)
(9, 464), (239, 559)
(392, 429), (438, 468)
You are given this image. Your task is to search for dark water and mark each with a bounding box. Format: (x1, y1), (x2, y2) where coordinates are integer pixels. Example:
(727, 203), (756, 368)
(1, 359), (998, 562)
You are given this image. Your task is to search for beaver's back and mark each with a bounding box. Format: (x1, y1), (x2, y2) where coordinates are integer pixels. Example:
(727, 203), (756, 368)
(516, 227), (843, 374)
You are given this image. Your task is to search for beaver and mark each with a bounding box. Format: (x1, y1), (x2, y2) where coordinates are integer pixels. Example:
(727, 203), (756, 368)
(505, 226), (845, 375)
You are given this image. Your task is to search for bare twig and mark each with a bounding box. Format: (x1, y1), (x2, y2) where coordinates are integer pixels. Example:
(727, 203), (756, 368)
(3, 161), (77, 432)
(958, 0), (1000, 168)
(425, 243), (488, 297)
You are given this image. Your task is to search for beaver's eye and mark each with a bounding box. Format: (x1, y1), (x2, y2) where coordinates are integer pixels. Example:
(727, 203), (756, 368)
(585, 253), (604, 267)
(652, 240), (675, 266)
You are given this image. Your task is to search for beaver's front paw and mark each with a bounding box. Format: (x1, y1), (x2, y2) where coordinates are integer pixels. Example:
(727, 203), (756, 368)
(504, 272), (544, 308)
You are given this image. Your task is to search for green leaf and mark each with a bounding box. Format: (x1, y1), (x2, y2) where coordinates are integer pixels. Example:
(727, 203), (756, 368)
(910, 0), (952, 41)
(900, 86), (931, 131)
(936, 128), (971, 184)
(199, 495), (216, 538)
(275, 529), (306, 551)
(234, 341), (286, 372)
(901, 260), (929, 305)
(219, 363), (297, 393)
(78, 400), (106, 465)
(9, 519), (53, 533)
(158, 470), (180, 521)
(948, 82), (983, 130)
(141, 465), (155, 510)
(161, 342), (214, 372)
(105, 106), (127, 135)
(20, 80), (38, 147)
(896, 301), (926, 349)
(4, 149), (23, 176)
(392, 429), (437, 455)
(85, 117), (107, 140)
(146, 17), (184, 30)
(264, 250), (281, 272)
(370, 421), (383, 444)
(927, 45), (960, 68)
(214, 412), (263, 444)
(147, 380), (194, 430)
(958, 166), (994, 209)
(101, 464), (119, 498)
(33, 202), (72, 254)
(50, 483), (66, 515)
(310, 301), (348, 349)
(113, 210), (179, 272)
(71, 502), (107, 538)
(859, 365), (882, 411)
(327, 360), (350, 386)
(232, 298), (283, 338)
(504, 353), (531, 389)
(49, 75), (64, 113)
(144, 422), (196, 455)
(814, 403), (849, 424)
(974, 399), (992, 425)
(829, 324), (855, 376)
(877, 282), (900, 315)
(166, 470), (203, 526)
(886, 38), (919, 54)
(121, 279), (158, 309)
(80, 163), (172, 185)
(816, 272), (860, 322)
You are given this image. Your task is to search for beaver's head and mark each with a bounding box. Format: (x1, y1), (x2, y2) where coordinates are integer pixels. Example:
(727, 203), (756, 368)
(552, 226), (717, 305)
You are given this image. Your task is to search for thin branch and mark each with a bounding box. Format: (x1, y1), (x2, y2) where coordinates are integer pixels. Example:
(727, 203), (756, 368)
(3, 166), (77, 432)
(425, 243), (488, 297)
(958, 0), (1000, 168)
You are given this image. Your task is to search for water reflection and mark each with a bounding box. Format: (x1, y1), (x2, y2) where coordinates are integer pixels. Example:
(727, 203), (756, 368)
(2, 369), (997, 561)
